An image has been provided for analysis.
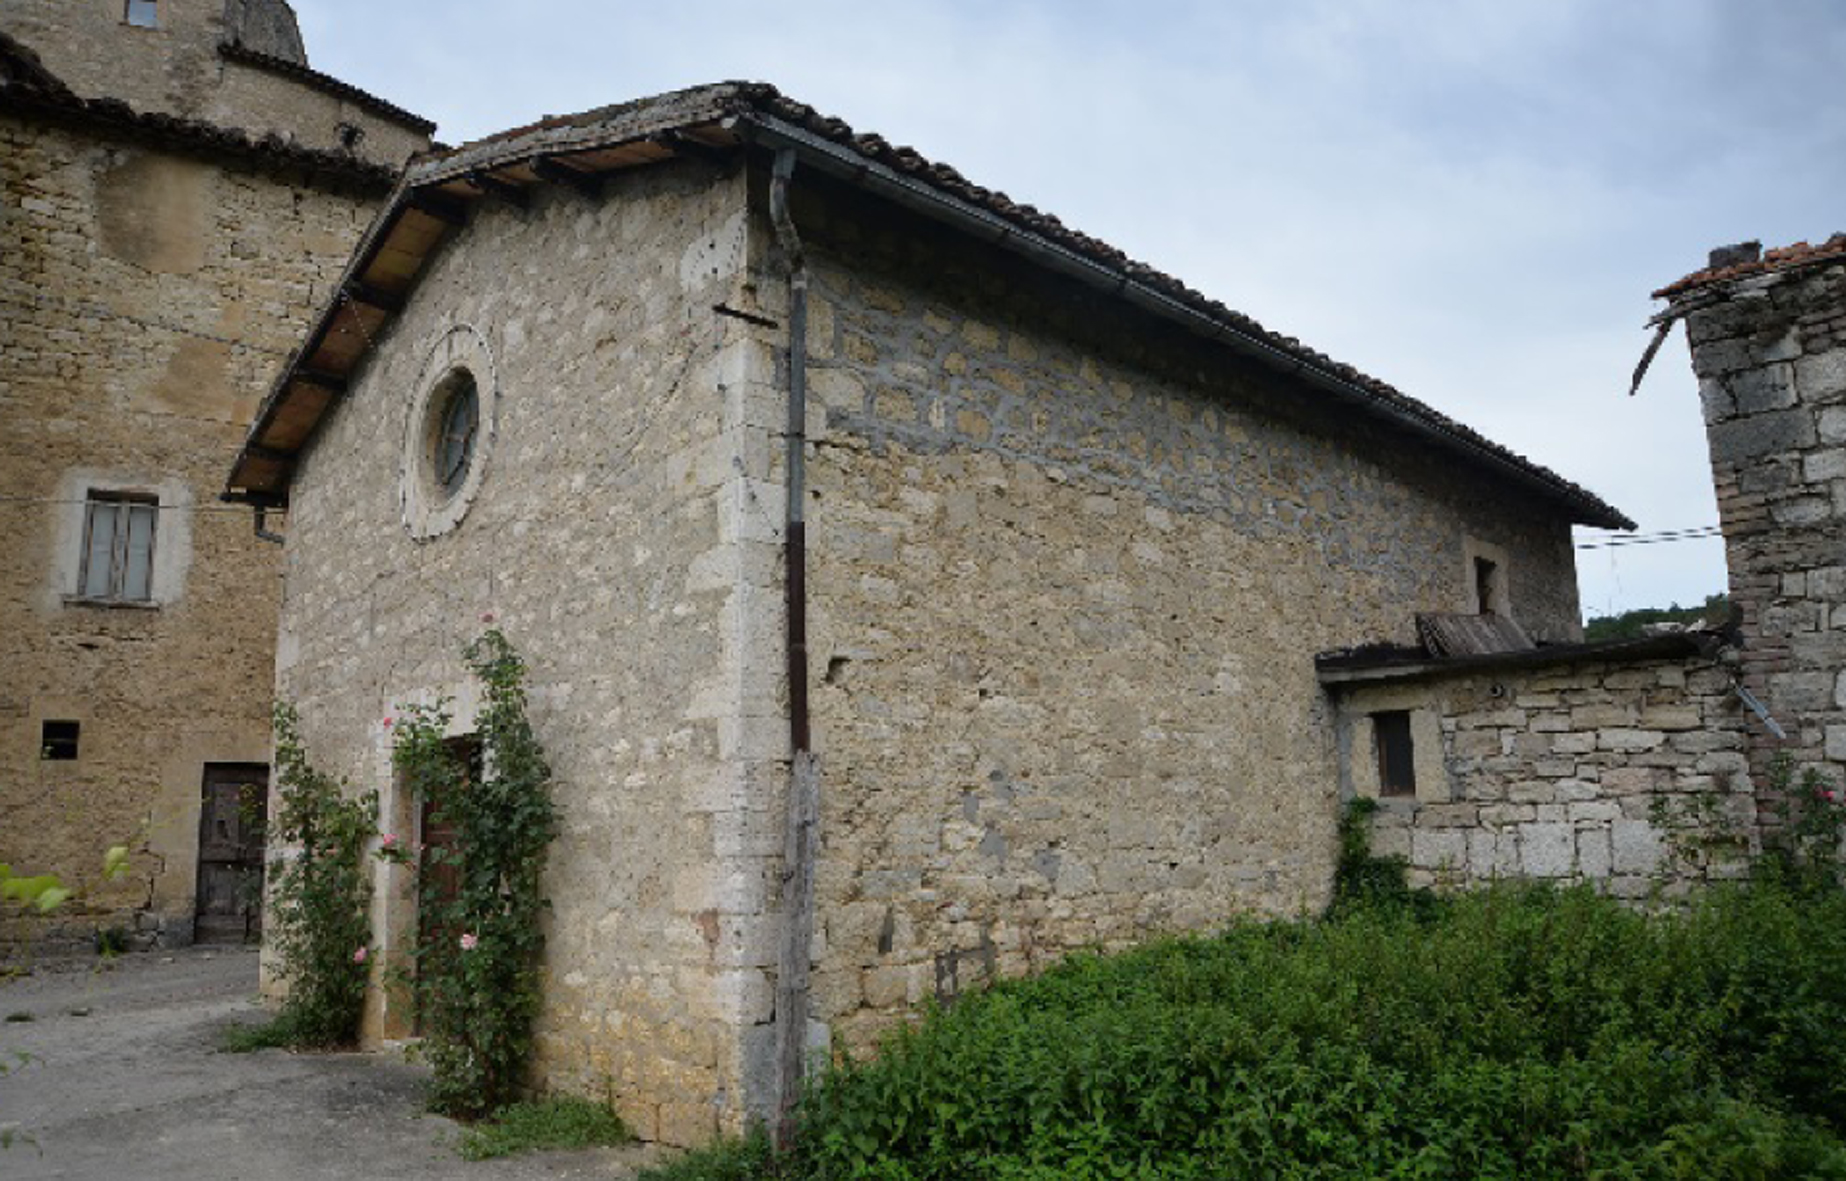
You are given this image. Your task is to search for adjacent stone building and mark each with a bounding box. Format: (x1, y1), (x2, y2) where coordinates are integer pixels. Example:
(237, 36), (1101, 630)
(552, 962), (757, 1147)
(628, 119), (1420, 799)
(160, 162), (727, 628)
(0, 1), (428, 949)
(1313, 237), (1846, 897)
(225, 83), (1629, 1142)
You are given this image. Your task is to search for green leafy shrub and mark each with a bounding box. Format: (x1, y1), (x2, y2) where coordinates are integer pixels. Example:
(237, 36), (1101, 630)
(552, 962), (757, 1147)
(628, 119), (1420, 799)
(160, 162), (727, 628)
(250, 702), (377, 1048)
(456, 1096), (631, 1160)
(393, 628), (556, 1118)
(736, 880), (1846, 1179)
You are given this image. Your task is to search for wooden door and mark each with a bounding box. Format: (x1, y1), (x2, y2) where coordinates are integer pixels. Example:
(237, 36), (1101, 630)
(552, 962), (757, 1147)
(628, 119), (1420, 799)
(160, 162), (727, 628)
(415, 738), (476, 1031)
(195, 763), (268, 943)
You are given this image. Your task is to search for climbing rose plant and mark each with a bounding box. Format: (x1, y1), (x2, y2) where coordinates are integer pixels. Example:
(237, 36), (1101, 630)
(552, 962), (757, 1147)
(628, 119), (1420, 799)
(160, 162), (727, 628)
(393, 628), (556, 1118)
(264, 701), (378, 1046)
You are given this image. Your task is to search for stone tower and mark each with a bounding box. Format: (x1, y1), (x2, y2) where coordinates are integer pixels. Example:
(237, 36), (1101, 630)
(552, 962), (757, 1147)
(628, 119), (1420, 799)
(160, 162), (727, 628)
(0, 0), (431, 168)
(1655, 237), (1846, 802)
(0, 3), (428, 951)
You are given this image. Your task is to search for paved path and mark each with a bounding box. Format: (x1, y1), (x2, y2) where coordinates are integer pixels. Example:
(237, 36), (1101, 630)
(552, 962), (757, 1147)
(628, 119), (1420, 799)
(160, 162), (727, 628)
(0, 947), (662, 1180)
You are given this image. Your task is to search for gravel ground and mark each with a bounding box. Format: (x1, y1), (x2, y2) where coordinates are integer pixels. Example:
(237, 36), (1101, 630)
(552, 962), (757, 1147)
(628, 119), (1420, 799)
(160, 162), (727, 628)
(0, 946), (663, 1180)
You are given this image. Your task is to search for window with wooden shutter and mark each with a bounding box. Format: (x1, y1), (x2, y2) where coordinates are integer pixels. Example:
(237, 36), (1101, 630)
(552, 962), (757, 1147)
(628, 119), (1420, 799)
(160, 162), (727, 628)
(79, 493), (158, 602)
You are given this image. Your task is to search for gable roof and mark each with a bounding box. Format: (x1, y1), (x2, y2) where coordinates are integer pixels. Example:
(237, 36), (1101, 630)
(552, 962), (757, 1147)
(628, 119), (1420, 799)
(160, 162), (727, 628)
(224, 81), (1632, 529)
(0, 30), (396, 193)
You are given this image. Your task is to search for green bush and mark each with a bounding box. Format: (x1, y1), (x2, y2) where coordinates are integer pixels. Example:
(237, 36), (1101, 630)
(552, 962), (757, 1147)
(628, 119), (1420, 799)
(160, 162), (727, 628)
(393, 629), (557, 1118)
(251, 702), (376, 1049)
(727, 880), (1846, 1179)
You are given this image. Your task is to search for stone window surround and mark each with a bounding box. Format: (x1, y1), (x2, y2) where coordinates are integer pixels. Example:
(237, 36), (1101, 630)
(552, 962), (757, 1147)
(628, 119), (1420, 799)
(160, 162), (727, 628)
(1341, 685), (1451, 806)
(1462, 534), (1512, 617)
(50, 471), (193, 610)
(400, 324), (498, 541)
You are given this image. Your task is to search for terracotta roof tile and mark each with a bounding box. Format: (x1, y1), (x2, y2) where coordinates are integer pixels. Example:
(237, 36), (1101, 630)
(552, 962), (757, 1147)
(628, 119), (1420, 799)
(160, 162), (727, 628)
(1655, 233), (1846, 299)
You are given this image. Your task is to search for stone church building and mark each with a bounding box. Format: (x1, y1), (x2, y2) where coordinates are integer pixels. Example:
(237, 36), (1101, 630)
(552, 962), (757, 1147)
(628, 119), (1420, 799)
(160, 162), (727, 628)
(0, 0), (429, 948)
(225, 83), (1633, 1142)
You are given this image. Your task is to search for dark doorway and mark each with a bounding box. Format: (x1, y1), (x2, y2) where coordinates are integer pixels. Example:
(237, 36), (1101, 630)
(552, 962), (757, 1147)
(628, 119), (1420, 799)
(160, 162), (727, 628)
(195, 763), (268, 943)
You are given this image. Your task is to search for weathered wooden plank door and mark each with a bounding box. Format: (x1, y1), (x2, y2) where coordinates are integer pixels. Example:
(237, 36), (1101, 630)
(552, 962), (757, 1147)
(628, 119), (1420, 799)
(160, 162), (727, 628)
(194, 762), (268, 943)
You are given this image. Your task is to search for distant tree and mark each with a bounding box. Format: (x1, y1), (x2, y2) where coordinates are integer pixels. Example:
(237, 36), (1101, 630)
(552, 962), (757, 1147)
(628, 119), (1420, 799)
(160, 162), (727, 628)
(1584, 593), (1730, 642)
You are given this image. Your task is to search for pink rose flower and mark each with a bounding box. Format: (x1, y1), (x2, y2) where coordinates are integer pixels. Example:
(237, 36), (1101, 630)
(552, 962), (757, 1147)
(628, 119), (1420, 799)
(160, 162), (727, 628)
(353, 946), (368, 964)
(459, 932), (479, 952)
(380, 833), (398, 848)
(383, 717), (394, 729)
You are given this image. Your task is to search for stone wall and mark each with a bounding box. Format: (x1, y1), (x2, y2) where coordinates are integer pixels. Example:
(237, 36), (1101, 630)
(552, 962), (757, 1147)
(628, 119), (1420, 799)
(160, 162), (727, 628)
(1331, 650), (1754, 895)
(0, 112), (381, 947)
(276, 160), (777, 1145)
(0, 0), (427, 169)
(776, 172), (1590, 1051)
(1673, 255), (1846, 803)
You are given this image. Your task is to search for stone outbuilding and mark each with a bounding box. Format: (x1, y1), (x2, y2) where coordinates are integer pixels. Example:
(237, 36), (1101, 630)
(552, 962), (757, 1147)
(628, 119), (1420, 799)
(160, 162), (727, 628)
(0, 1), (428, 951)
(1315, 237), (1846, 899)
(225, 83), (1630, 1142)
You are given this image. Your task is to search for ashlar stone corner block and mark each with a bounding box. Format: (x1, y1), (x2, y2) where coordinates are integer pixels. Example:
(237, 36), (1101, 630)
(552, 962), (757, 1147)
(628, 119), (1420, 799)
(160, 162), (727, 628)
(1410, 829), (1466, 870)
(1519, 822), (1574, 877)
(1796, 349), (1846, 402)
(1577, 829), (1613, 878)
(1611, 820), (1665, 876)
(1709, 409), (1815, 465)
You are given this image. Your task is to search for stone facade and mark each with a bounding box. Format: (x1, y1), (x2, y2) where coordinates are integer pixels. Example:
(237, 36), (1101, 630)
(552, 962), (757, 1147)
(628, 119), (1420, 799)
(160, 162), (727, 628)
(789, 177), (1587, 1051)
(277, 162), (768, 1145)
(1327, 644), (1753, 895)
(0, 0), (429, 170)
(1661, 244), (1846, 806)
(264, 101), (1614, 1140)
(0, 11), (421, 950)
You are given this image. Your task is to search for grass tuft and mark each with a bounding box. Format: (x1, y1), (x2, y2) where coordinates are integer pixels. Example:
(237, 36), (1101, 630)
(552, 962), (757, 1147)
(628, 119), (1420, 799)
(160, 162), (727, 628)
(638, 1126), (781, 1180)
(456, 1096), (632, 1161)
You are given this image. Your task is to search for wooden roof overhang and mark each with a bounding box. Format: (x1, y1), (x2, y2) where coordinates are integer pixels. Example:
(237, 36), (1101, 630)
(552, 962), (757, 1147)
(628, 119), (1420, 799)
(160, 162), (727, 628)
(225, 90), (747, 503)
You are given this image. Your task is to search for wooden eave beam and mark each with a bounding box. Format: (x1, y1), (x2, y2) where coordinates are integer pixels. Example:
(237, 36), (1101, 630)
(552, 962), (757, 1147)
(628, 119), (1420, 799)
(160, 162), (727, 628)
(652, 130), (732, 167)
(465, 170), (529, 208)
(241, 442), (293, 466)
(294, 368), (348, 394)
(407, 190), (469, 225)
(531, 155), (604, 198)
(343, 279), (404, 315)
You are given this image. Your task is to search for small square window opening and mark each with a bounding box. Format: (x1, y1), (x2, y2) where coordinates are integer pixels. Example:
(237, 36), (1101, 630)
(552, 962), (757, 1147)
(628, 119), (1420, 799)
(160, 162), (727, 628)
(125, 0), (159, 28)
(79, 492), (158, 602)
(41, 721), (80, 761)
(1373, 711), (1416, 798)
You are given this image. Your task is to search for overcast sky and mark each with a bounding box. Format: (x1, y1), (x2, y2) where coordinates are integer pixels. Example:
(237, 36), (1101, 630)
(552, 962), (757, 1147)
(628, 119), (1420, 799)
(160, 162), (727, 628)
(297, 0), (1845, 619)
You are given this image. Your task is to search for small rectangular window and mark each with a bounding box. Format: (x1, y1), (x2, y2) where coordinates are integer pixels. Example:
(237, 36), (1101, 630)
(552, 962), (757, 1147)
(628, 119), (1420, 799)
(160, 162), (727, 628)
(125, 0), (159, 28)
(1373, 711), (1416, 797)
(41, 721), (80, 761)
(79, 493), (158, 602)
(1474, 557), (1500, 615)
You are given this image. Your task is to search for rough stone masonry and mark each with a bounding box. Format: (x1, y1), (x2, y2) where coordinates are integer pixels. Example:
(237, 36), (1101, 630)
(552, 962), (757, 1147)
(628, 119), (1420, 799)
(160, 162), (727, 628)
(1657, 239), (1846, 813)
